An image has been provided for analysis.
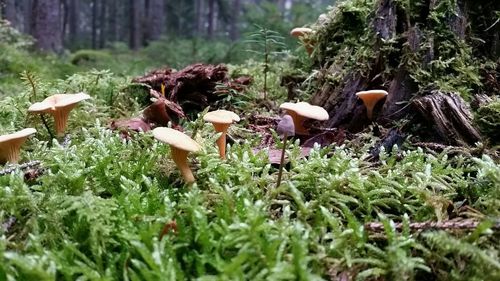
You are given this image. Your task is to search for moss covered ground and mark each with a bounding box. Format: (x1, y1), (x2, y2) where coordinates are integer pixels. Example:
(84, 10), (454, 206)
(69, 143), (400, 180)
(1, 4), (500, 280)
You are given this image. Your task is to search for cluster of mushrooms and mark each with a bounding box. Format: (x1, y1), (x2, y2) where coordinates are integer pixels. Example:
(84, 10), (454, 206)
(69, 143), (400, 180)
(0, 66), (387, 186)
(151, 89), (387, 184)
(0, 93), (90, 165)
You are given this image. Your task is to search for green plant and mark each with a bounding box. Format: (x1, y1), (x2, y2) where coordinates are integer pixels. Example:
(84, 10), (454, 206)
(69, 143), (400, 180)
(245, 25), (288, 99)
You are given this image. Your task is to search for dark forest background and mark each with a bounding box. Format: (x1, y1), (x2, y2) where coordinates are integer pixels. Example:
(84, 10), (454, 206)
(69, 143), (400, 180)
(0, 0), (332, 53)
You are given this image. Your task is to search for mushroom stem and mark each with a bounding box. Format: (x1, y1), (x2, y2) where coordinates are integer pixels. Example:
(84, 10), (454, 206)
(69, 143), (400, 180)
(276, 133), (288, 188)
(53, 109), (71, 136)
(366, 106), (375, 120)
(0, 143), (22, 164)
(212, 123), (231, 159)
(285, 111), (308, 135)
(170, 146), (195, 183)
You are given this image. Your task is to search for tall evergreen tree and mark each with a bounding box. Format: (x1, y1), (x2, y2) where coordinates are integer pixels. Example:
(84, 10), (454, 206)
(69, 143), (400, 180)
(32, 0), (62, 53)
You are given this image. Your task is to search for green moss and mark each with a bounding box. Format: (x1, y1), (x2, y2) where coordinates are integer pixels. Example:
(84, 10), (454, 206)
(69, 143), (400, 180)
(475, 100), (500, 144)
(70, 49), (113, 65)
(310, 0), (490, 100)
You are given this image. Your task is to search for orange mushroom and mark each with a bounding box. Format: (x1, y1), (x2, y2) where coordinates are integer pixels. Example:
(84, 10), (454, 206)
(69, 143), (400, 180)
(28, 93), (91, 136)
(279, 102), (329, 135)
(290, 27), (315, 55)
(0, 128), (37, 164)
(355, 90), (388, 119)
(203, 110), (240, 159)
(152, 127), (201, 183)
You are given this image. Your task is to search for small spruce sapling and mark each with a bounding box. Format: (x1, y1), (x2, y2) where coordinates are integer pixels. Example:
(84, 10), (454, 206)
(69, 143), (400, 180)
(245, 25), (287, 100)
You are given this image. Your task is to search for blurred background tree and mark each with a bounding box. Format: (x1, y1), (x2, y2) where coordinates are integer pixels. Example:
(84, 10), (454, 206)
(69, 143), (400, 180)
(0, 0), (334, 54)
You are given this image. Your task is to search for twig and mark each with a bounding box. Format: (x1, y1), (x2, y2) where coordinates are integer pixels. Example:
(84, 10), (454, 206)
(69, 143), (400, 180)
(0, 161), (41, 176)
(365, 219), (500, 233)
(40, 114), (55, 140)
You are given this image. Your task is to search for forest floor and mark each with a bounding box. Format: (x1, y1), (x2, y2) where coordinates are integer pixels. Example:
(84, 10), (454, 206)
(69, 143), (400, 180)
(1, 24), (500, 281)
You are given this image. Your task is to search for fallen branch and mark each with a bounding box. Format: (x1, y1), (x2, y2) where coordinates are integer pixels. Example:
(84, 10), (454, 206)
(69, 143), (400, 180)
(0, 161), (42, 176)
(365, 219), (500, 232)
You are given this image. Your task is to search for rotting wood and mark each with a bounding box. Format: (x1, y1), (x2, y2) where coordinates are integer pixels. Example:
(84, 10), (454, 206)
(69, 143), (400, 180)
(413, 92), (481, 146)
(0, 160), (42, 176)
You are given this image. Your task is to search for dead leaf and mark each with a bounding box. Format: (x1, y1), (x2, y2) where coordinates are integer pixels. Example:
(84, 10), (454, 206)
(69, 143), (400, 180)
(110, 118), (151, 132)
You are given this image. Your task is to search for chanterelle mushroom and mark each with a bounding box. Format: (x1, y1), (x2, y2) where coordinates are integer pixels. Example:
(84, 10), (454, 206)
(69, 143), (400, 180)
(290, 27), (314, 54)
(279, 102), (329, 135)
(203, 110), (240, 159)
(0, 128), (37, 164)
(152, 127), (201, 183)
(355, 90), (388, 120)
(28, 93), (91, 136)
(290, 27), (313, 38)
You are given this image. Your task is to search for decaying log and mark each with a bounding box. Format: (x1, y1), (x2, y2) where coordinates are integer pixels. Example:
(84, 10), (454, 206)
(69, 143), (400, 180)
(133, 64), (251, 116)
(0, 161), (42, 176)
(310, 72), (368, 131)
(309, 0), (494, 144)
(413, 92), (481, 145)
(133, 64), (229, 109)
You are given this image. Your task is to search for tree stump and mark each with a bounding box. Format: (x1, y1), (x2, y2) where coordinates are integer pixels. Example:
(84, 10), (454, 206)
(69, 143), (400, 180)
(413, 92), (481, 145)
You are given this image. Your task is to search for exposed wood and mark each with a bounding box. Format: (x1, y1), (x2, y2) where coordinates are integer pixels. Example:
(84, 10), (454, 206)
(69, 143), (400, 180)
(413, 92), (481, 146)
(133, 64), (250, 120)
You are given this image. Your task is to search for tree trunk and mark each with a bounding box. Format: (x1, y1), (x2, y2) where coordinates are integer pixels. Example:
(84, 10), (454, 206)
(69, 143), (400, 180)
(108, 0), (117, 42)
(23, 0), (33, 34)
(91, 0), (97, 48)
(32, 0), (62, 53)
(3, 0), (17, 27)
(61, 0), (67, 41)
(195, 0), (203, 36)
(68, 0), (78, 44)
(309, 0), (493, 145)
(99, 0), (107, 48)
(229, 0), (240, 41)
(207, 0), (215, 39)
(144, 0), (164, 43)
(413, 92), (481, 146)
(129, 0), (141, 50)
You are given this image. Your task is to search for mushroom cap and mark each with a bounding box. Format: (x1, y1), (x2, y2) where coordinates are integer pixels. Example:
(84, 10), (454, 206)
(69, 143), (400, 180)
(355, 90), (388, 100)
(279, 101), (329, 121)
(0, 128), (37, 144)
(290, 27), (313, 38)
(28, 93), (91, 113)
(152, 127), (201, 152)
(203, 110), (240, 124)
(277, 114), (295, 137)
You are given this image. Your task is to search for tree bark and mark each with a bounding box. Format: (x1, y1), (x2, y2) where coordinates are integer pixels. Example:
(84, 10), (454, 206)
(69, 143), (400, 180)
(91, 0), (97, 48)
(68, 0), (78, 44)
(99, 0), (107, 48)
(32, 0), (63, 53)
(195, 0), (204, 35)
(309, 0), (488, 146)
(413, 92), (481, 146)
(207, 0), (215, 39)
(108, 0), (117, 42)
(3, 0), (17, 27)
(144, 0), (165, 43)
(229, 0), (241, 41)
(23, 0), (33, 34)
(129, 0), (142, 49)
